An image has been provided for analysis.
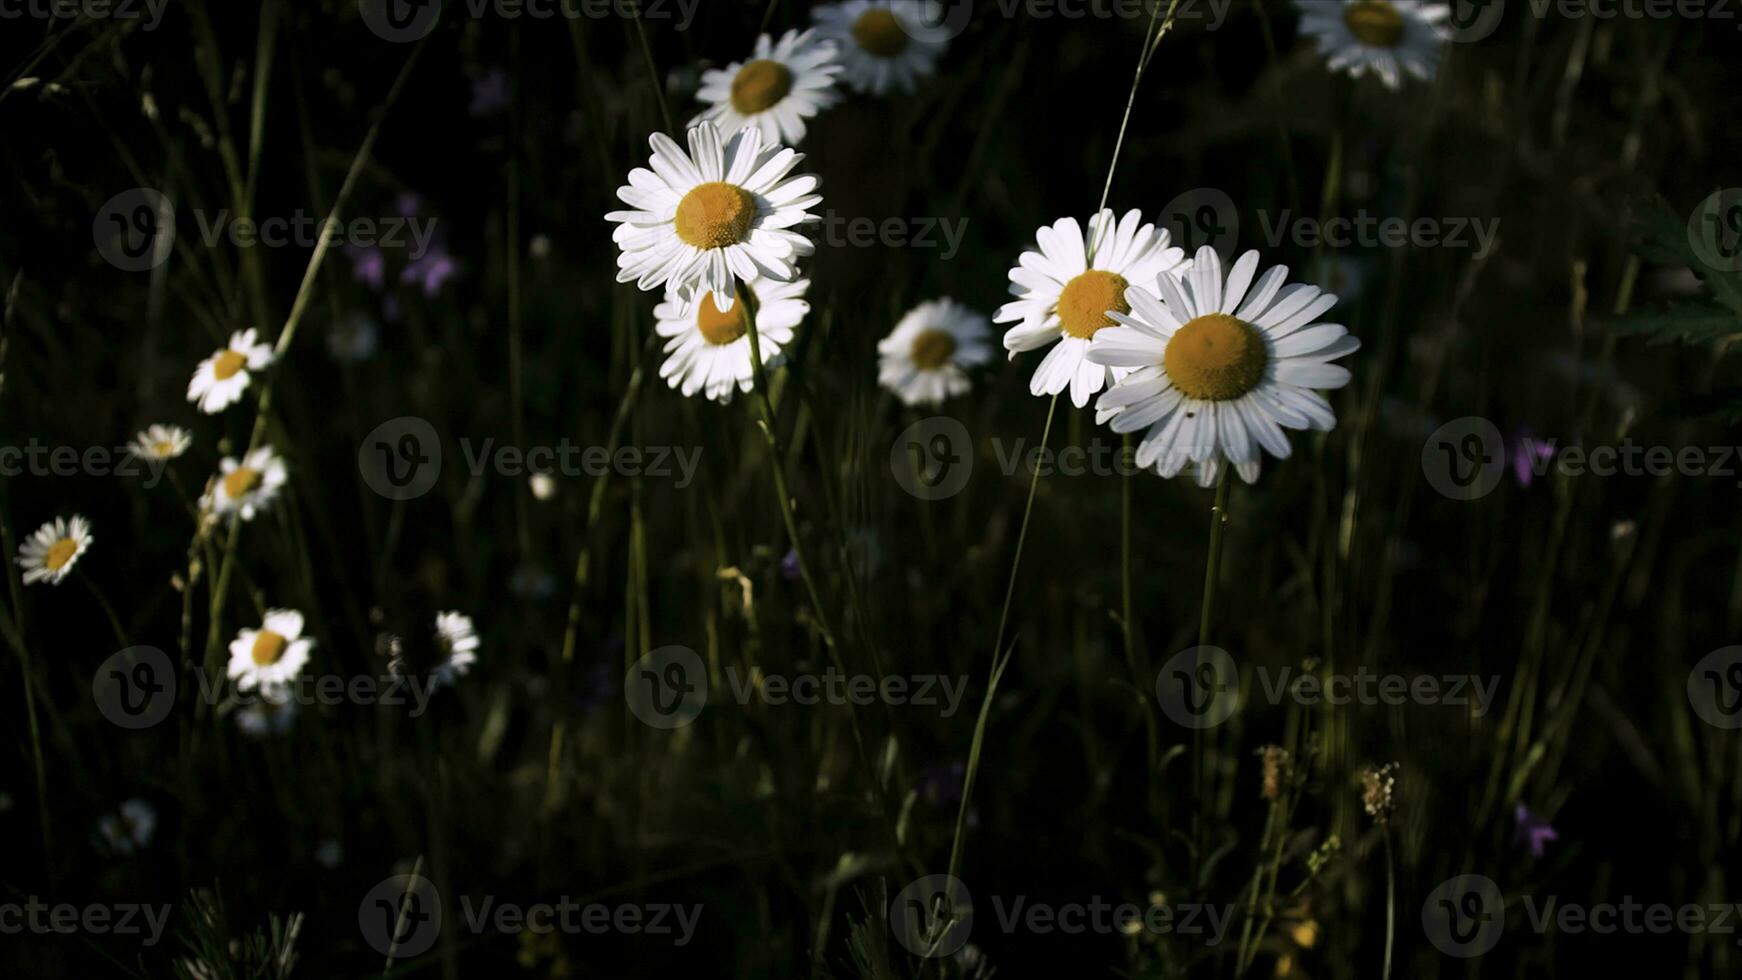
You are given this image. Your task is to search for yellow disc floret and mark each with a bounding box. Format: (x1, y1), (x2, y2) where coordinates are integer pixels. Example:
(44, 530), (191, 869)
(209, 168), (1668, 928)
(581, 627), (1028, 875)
(1163, 313), (1269, 401)
(1343, 0), (1404, 47)
(695, 292), (748, 345)
(674, 182), (756, 250)
(852, 9), (910, 57)
(731, 60), (795, 114)
(1056, 271), (1130, 340)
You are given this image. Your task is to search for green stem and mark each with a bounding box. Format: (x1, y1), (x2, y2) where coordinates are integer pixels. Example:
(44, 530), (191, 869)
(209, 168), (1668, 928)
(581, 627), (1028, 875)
(1192, 468), (1232, 869)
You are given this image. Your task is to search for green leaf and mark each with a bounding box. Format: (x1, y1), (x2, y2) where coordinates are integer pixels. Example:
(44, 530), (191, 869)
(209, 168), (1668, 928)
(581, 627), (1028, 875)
(1607, 300), (1742, 346)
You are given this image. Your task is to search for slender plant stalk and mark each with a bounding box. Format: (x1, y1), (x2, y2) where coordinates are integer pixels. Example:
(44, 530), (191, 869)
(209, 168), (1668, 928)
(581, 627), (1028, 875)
(944, 0), (1184, 906)
(203, 35), (428, 674)
(1382, 827), (1396, 980)
(1192, 469), (1232, 868)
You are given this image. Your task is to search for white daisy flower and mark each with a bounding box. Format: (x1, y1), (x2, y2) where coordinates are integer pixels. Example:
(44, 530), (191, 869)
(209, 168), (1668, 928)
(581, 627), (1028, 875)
(1294, 0), (1449, 89)
(653, 274), (810, 402)
(1088, 246), (1360, 486)
(127, 424), (192, 462)
(876, 298), (995, 406)
(692, 29), (843, 146)
(431, 611), (479, 688)
(606, 122), (821, 309)
(15, 514), (93, 586)
(996, 209), (1190, 408)
(203, 446), (288, 521)
(96, 797), (156, 855)
(811, 0), (949, 96)
(226, 608), (313, 694)
(187, 328), (273, 414)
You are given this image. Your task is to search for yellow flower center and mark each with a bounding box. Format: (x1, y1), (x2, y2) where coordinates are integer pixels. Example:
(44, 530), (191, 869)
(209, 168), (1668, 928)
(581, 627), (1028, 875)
(1343, 0), (1404, 47)
(730, 59), (794, 114)
(44, 537), (78, 571)
(674, 182), (757, 250)
(1056, 271), (1130, 339)
(212, 350), (247, 380)
(909, 329), (956, 370)
(852, 9), (910, 57)
(694, 292), (747, 345)
(1163, 313), (1269, 401)
(251, 629), (288, 665)
(154, 441), (176, 456)
(223, 466), (262, 499)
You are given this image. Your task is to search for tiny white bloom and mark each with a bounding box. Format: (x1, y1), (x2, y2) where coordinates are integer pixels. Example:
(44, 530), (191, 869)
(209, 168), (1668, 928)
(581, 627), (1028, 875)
(1088, 246), (1360, 486)
(236, 696), (298, 737)
(996, 209), (1190, 408)
(187, 328), (273, 414)
(654, 274), (810, 402)
(811, 0), (950, 96)
(431, 611), (479, 688)
(328, 312), (380, 363)
(693, 29), (843, 146)
(606, 122), (822, 309)
(876, 298), (994, 406)
(315, 838), (344, 868)
(203, 446), (287, 521)
(96, 797), (156, 855)
(529, 472), (557, 501)
(1294, 0), (1449, 89)
(127, 424), (192, 462)
(227, 608), (313, 694)
(15, 514), (93, 586)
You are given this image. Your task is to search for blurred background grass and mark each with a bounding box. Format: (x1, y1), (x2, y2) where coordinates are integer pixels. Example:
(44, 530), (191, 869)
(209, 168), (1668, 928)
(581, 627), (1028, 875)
(2, 0), (1740, 976)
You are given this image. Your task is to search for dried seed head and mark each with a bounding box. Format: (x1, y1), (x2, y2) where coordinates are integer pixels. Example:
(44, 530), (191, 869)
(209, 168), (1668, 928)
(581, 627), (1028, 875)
(1361, 762), (1399, 826)
(1260, 745), (1290, 800)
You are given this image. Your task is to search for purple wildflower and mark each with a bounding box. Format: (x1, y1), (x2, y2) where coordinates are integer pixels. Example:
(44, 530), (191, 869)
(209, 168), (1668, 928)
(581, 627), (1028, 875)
(1510, 429), (1555, 487)
(346, 244), (386, 291)
(470, 67), (510, 116)
(1514, 803), (1558, 858)
(401, 248), (457, 298)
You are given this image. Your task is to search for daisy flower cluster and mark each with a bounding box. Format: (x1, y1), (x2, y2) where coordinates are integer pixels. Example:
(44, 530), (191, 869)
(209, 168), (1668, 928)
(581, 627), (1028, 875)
(614, 3), (988, 405)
